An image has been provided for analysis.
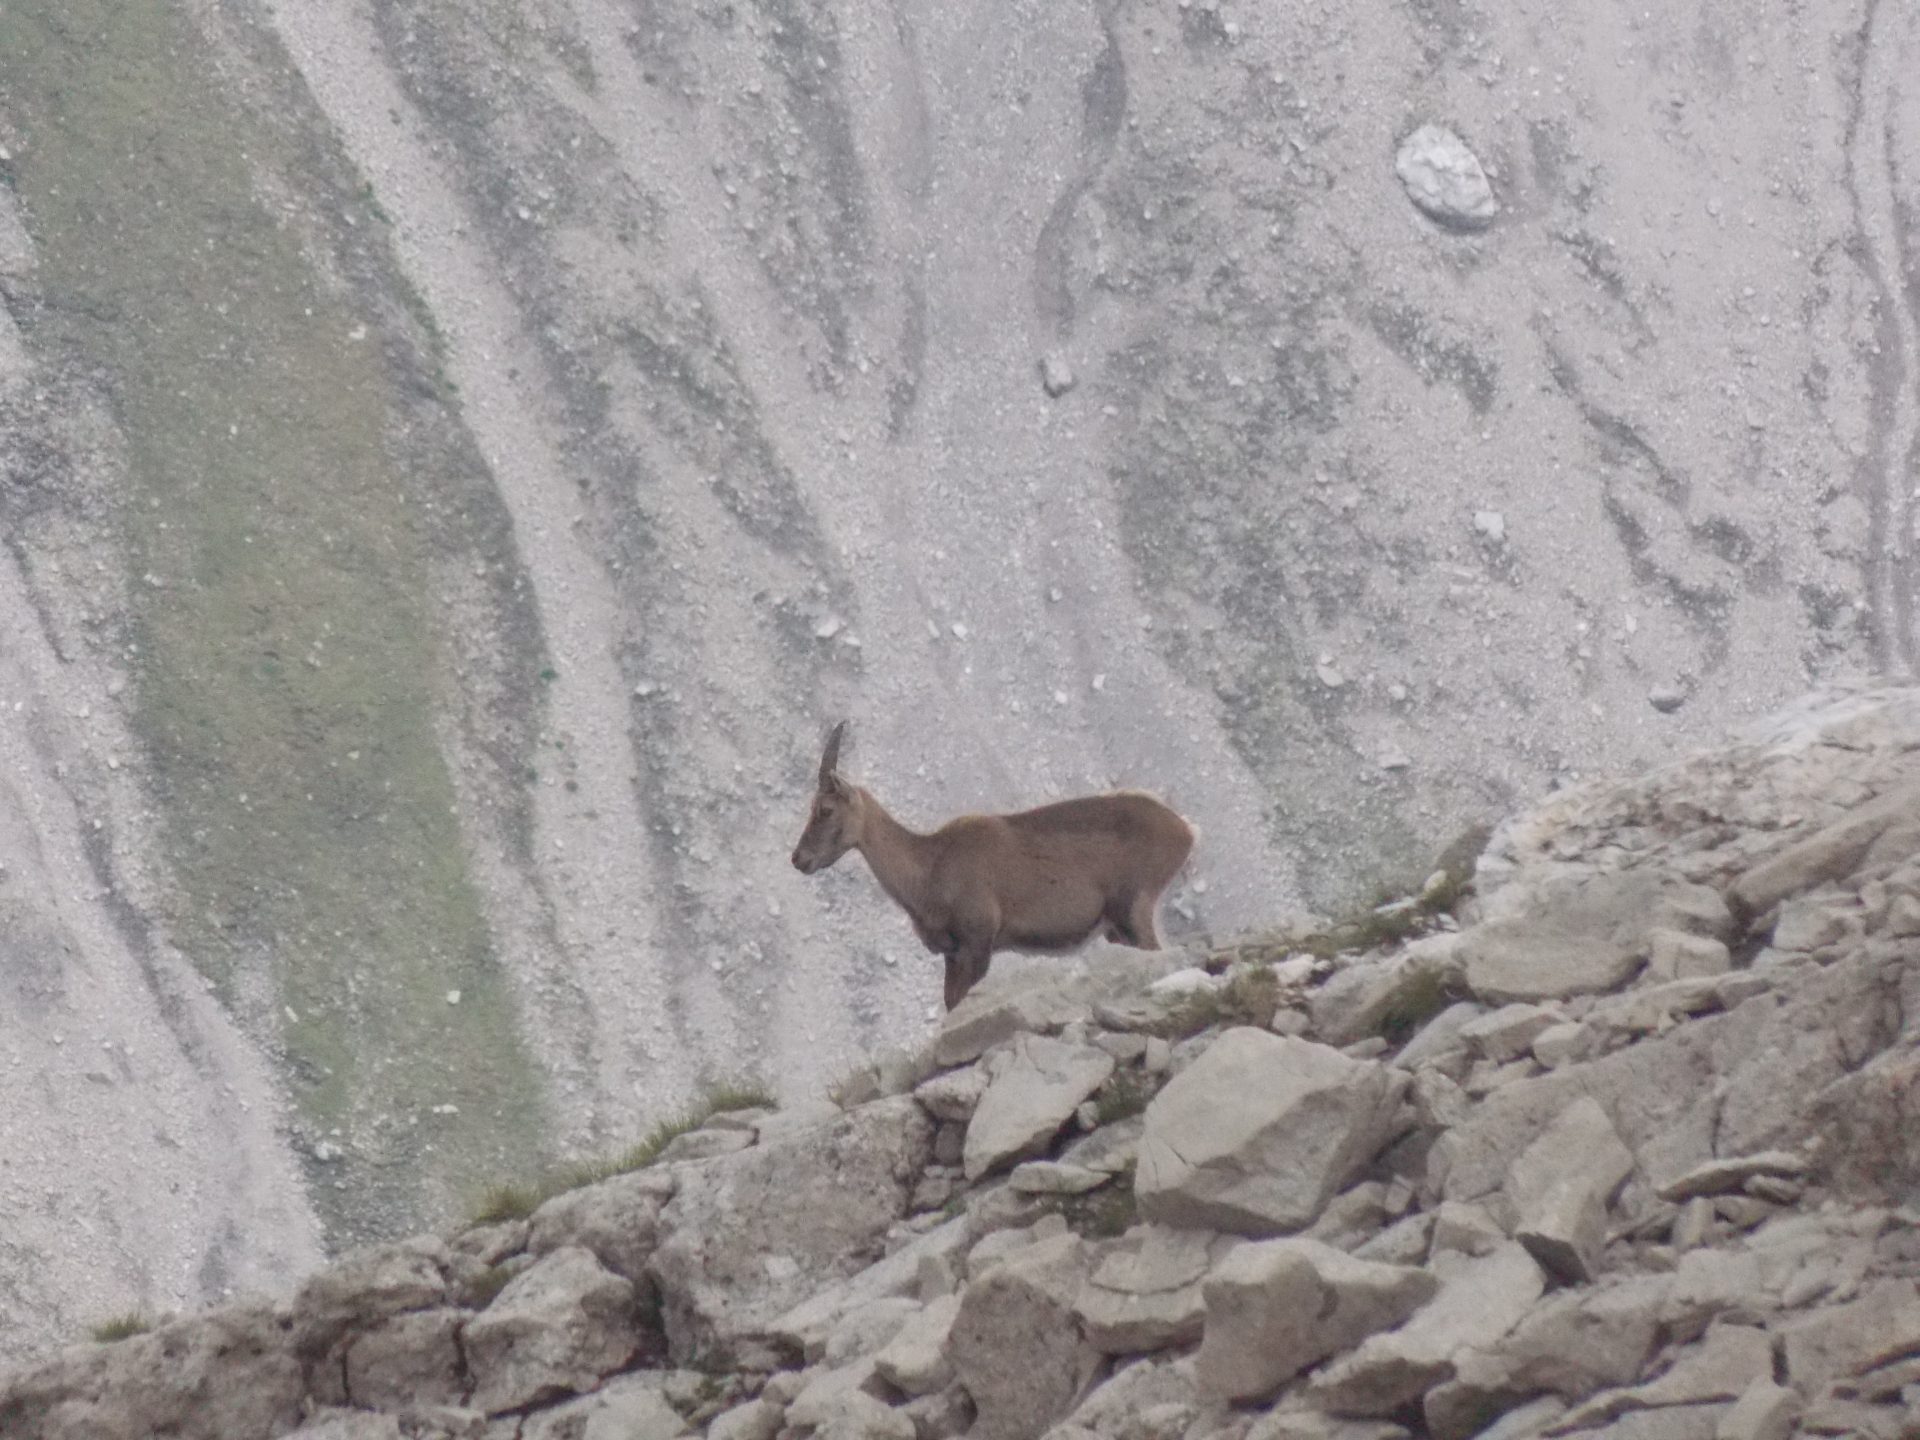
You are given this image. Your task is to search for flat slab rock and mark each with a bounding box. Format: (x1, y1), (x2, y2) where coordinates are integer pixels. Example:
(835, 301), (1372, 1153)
(1655, 1151), (1808, 1202)
(1136, 1028), (1408, 1237)
(963, 1035), (1114, 1180)
(1459, 870), (1721, 1004)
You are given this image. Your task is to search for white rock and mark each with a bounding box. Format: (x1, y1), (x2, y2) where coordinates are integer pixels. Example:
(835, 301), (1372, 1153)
(1504, 1096), (1636, 1285)
(963, 1035), (1115, 1180)
(1194, 1238), (1438, 1401)
(1136, 1029), (1409, 1237)
(1394, 124), (1498, 230)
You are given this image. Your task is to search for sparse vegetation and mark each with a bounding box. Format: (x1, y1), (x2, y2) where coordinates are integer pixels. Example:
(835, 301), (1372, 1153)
(1093, 1069), (1160, 1126)
(464, 1083), (776, 1225)
(463, 1262), (519, 1308)
(1372, 965), (1466, 1047)
(1044, 1167), (1139, 1239)
(90, 1313), (152, 1344)
(1151, 961), (1284, 1040)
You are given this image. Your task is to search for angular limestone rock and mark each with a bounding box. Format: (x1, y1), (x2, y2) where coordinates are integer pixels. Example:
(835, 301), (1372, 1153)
(1655, 1151), (1808, 1203)
(1074, 1225), (1219, 1355)
(1460, 870), (1704, 1003)
(528, 1167), (677, 1283)
(651, 1096), (932, 1366)
(1136, 1029), (1408, 1237)
(1307, 1244), (1546, 1417)
(963, 1035), (1115, 1180)
(946, 1234), (1098, 1440)
(1504, 1096), (1636, 1284)
(464, 1246), (639, 1415)
(1194, 1238), (1438, 1401)
(874, 1295), (961, 1396)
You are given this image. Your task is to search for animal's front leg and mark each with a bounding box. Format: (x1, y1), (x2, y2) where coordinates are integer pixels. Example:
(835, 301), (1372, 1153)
(943, 936), (993, 1011)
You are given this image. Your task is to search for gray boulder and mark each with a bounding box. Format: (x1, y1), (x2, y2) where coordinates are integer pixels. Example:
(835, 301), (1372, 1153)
(874, 1295), (961, 1395)
(341, 1308), (465, 1410)
(1136, 1029), (1408, 1237)
(1307, 1244), (1546, 1416)
(520, 1376), (690, 1440)
(963, 1036), (1114, 1180)
(0, 1304), (303, 1440)
(1073, 1225), (1221, 1355)
(464, 1245), (639, 1414)
(1458, 870), (1718, 1003)
(1503, 1096), (1636, 1284)
(1194, 1238), (1438, 1402)
(528, 1168), (676, 1283)
(946, 1233), (1098, 1440)
(650, 1096), (932, 1366)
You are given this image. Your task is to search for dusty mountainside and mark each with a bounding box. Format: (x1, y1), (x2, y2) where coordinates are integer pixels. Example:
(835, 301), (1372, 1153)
(2, 0), (1919, 1366)
(8, 680), (1920, 1438)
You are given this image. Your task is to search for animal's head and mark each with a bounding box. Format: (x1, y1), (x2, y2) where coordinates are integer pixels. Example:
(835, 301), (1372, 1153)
(791, 721), (865, 874)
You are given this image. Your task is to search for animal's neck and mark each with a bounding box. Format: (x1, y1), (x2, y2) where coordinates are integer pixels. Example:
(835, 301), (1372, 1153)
(854, 789), (933, 916)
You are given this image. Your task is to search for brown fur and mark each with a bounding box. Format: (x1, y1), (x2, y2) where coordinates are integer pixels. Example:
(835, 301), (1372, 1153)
(791, 724), (1197, 1010)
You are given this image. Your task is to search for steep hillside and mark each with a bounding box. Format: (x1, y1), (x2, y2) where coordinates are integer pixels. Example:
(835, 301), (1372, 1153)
(9, 681), (1920, 1438)
(1, 0), (1918, 1362)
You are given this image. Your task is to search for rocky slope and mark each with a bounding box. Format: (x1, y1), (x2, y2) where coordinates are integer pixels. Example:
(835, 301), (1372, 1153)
(9, 680), (1920, 1438)
(6, 0), (1920, 1334)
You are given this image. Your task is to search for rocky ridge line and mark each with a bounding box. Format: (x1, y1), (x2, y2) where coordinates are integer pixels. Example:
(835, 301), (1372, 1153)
(7, 684), (1920, 1440)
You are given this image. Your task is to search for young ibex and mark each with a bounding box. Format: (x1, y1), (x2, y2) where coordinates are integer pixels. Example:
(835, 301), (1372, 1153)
(790, 722), (1198, 1010)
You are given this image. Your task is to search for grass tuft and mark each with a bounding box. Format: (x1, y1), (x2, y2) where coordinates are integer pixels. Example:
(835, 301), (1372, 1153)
(90, 1313), (152, 1344)
(463, 1082), (776, 1226)
(1041, 1167), (1139, 1239)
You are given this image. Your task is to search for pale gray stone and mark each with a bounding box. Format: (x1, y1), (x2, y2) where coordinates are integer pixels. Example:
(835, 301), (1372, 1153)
(964, 1035), (1115, 1180)
(873, 1295), (960, 1396)
(527, 1167), (676, 1283)
(1194, 1238), (1438, 1401)
(915, 1066), (989, 1123)
(1779, 1280), (1920, 1391)
(1555, 1323), (1772, 1430)
(1728, 785), (1920, 919)
(520, 1377), (689, 1440)
(464, 1246), (639, 1415)
(652, 1096), (932, 1366)
(1461, 1004), (1562, 1064)
(1647, 930), (1732, 982)
(1459, 870), (1704, 1003)
(947, 1234), (1098, 1440)
(1306, 1244), (1546, 1416)
(1656, 1151), (1808, 1202)
(1395, 124), (1498, 230)
(342, 1308), (465, 1410)
(1074, 1225), (1218, 1355)
(1714, 1379), (1801, 1440)
(1136, 1029), (1408, 1237)
(1505, 1096), (1636, 1284)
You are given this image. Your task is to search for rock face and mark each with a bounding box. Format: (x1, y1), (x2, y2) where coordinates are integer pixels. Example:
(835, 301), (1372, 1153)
(12, 688), (1920, 1440)
(649, 1097), (932, 1366)
(1135, 1029), (1408, 1235)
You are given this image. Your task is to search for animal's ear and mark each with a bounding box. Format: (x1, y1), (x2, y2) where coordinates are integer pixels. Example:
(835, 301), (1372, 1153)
(818, 720), (848, 789)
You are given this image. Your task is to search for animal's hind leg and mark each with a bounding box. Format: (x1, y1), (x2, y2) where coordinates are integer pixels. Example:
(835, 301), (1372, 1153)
(1103, 892), (1154, 949)
(1126, 891), (1163, 949)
